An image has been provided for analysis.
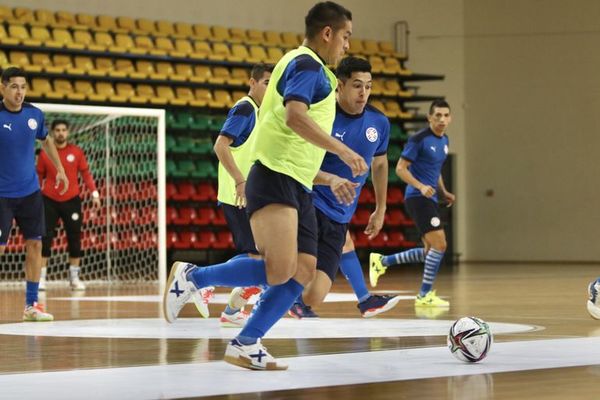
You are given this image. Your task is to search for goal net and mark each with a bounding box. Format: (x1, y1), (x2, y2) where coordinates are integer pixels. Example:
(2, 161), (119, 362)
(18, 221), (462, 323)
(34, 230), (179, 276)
(0, 104), (166, 287)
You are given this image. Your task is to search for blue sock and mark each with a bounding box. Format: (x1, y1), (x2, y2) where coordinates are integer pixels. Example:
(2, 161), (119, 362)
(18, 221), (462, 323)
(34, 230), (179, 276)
(339, 251), (370, 303)
(236, 279), (304, 345)
(382, 248), (425, 266)
(419, 248), (444, 296)
(25, 281), (39, 306)
(187, 257), (268, 289)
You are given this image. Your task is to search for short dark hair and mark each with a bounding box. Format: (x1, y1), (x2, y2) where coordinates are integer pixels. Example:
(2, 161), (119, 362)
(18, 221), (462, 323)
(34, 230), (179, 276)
(51, 119), (69, 130)
(429, 99), (450, 115)
(335, 56), (371, 81)
(250, 63), (274, 81)
(1, 67), (26, 84)
(305, 1), (352, 40)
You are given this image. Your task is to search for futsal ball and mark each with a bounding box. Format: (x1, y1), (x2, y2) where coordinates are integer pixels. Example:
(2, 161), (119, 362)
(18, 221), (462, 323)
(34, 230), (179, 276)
(587, 278), (600, 320)
(448, 316), (493, 362)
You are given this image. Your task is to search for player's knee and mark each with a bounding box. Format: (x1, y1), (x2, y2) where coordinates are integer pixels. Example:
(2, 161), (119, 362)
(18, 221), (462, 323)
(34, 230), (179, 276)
(0, 245), (5, 255)
(264, 256), (296, 285)
(431, 239), (447, 253)
(26, 240), (42, 252)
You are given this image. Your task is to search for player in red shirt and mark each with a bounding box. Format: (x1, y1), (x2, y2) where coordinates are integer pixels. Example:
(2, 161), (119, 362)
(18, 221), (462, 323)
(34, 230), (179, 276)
(37, 119), (101, 290)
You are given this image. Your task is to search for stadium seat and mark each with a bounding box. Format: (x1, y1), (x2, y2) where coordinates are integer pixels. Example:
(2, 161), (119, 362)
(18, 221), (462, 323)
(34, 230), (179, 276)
(136, 35), (167, 56)
(97, 82), (127, 103)
(369, 56), (385, 74)
(369, 231), (388, 248)
(0, 6), (14, 22)
(73, 30), (101, 50)
(230, 44), (250, 63)
(29, 27), (54, 47)
(116, 83), (147, 104)
(348, 38), (364, 55)
(157, 86), (187, 106)
(166, 230), (178, 249)
(34, 9), (57, 26)
(172, 39), (193, 57)
(266, 47), (284, 64)
(114, 33), (145, 54)
(168, 111), (191, 129)
(246, 29), (265, 45)
(265, 31), (283, 47)
(211, 90), (232, 108)
(192, 24), (212, 40)
(0, 50), (8, 68)
(172, 207), (197, 225)
(362, 39), (380, 56)
(114, 58), (136, 77)
(229, 27), (247, 43)
(30, 53), (53, 72)
(8, 23), (39, 46)
(155, 37), (175, 54)
(280, 31), (298, 48)
(55, 11), (81, 29)
(352, 230), (369, 248)
(385, 209), (409, 227)
(31, 78), (59, 99)
(386, 186), (404, 204)
(9, 51), (40, 72)
(213, 208), (227, 226)
(97, 15), (123, 33)
(351, 208), (371, 225)
(370, 78), (385, 96)
(136, 60), (166, 80)
(231, 90), (246, 103)
(357, 186), (374, 204)
(55, 79), (86, 101)
(193, 207), (216, 225)
(231, 67), (249, 84)
(211, 25), (233, 43)
(384, 57), (409, 75)
(13, 7), (35, 24)
(53, 28), (84, 50)
(194, 231), (215, 249)
(174, 22), (193, 37)
(0, 25), (19, 45)
(211, 42), (231, 61)
(194, 182), (217, 201)
(75, 13), (97, 30)
(213, 231), (233, 249)
(190, 40), (212, 59)
(137, 85), (164, 104)
(116, 16), (136, 32)
(248, 45), (268, 63)
(174, 231), (199, 249)
(171, 182), (197, 201)
(156, 20), (176, 37)
(74, 80), (103, 101)
(94, 31), (116, 50)
(189, 113), (211, 130)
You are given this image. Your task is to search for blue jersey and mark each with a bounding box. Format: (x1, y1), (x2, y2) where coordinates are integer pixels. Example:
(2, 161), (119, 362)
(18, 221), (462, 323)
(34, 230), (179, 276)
(277, 51), (333, 107)
(0, 102), (48, 197)
(401, 127), (449, 202)
(219, 98), (257, 147)
(312, 104), (390, 223)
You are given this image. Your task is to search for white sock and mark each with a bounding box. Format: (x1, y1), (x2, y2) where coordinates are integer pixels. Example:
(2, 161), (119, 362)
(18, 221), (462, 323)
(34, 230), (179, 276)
(40, 267), (47, 280)
(69, 265), (81, 280)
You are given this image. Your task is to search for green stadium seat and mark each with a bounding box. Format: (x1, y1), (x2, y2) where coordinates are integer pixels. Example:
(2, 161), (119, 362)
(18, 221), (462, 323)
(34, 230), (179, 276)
(190, 114), (211, 131)
(174, 160), (196, 178)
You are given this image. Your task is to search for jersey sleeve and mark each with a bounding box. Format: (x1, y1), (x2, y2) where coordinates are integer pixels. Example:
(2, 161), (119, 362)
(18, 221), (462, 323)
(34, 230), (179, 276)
(36, 150), (48, 185)
(374, 119), (391, 156)
(35, 111), (48, 141)
(219, 101), (255, 145)
(280, 55), (324, 106)
(78, 147), (97, 192)
(400, 137), (420, 162)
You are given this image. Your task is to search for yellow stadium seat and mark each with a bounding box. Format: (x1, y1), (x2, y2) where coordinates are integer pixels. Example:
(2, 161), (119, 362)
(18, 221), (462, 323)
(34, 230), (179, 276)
(31, 26), (60, 47)
(266, 47), (284, 64)
(192, 41), (213, 59)
(52, 28), (84, 50)
(135, 35), (167, 56)
(136, 60), (167, 80)
(229, 27), (247, 43)
(73, 30), (102, 51)
(172, 39), (192, 57)
(210, 66), (230, 85)
(211, 25), (232, 42)
(362, 40), (380, 56)
(155, 37), (174, 54)
(248, 45), (267, 63)
(90, 57), (112, 77)
(246, 29), (264, 45)
(156, 62), (186, 81)
(54, 79), (86, 101)
(231, 90), (246, 102)
(9, 51), (39, 72)
(114, 59), (136, 77)
(117, 16), (137, 32)
(212, 89), (232, 108)
(115, 82), (146, 104)
(0, 24), (19, 45)
(96, 82), (127, 103)
(383, 79), (408, 97)
(193, 24), (212, 40)
(265, 31), (283, 47)
(230, 68), (248, 85)
(73, 56), (95, 74)
(31, 53), (54, 72)
(156, 20), (176, 37)
(348, 38), (364, 55)
(75, 13), (97, 29)
(114, 33), (146, 54)
(369, 56), (384, 74)
(378, 41), (395, 57)
(281, 32), (299, 48)
(34, 9), (57, 26)
(53, 54), (84, 75)
(209, 43), (229, 61)
(370, 78), (384, 96)
(230, 44), (250, 63)
(0, 6), (15, 22)
(94, 32), (116, 50)
(174, 22), (193, 38)
(191, 65), (212, 83)
(135, 84), (158, 103)
(138, 19), (158, 35)
(0, 50), (8, 68)
(55, 11), (82, 29)
(32, 78), (60, 99)
(369, 99), (385, 113)
(9, 24), (40, 46)
(156, 86), (186, 106)
(97, 15), (123, 33)
(193, 88), (213, 105)
(383, 57), (407, 75)
(174, 63), (193, 81)
(74, 80), (104, 101)
(174, 87), (201, 107)
(385, 100), (412, 119)
(13, 7), (35, 24)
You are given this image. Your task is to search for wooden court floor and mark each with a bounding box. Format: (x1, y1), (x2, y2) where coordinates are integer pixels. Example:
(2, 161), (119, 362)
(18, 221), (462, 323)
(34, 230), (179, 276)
(0, 263), (599, 399)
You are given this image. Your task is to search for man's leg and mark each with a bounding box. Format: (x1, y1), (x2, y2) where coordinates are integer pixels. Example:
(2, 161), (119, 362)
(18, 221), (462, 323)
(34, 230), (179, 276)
(415, 229), (448, 307)
(40, 196), (59, 291)
(63, 197), (84, 290)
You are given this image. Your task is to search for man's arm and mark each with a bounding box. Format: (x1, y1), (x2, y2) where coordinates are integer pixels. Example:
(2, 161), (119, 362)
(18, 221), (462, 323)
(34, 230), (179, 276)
(437, 175), (455, 207)
(395, 158), (435, 198)
(364, 154), (388, 239)
(213, 134), (246, 208)
(41, 136), (68, 195)
(285, 100), (368, 177)
(79, 150), (101, 207)
(313, 170), (358, 206)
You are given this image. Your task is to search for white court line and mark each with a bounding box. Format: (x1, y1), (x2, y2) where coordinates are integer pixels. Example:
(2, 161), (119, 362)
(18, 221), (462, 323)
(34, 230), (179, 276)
(0, 337), (599, 400)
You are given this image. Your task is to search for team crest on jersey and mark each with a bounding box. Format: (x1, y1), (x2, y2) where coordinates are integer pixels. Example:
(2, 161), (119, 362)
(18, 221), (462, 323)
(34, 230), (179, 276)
(28, 118), (38, 130)
(444, 145), (449, 154)
(66, 154), (75, 163)
(365, 127), (378, 142)
(430, 217), (441, 227)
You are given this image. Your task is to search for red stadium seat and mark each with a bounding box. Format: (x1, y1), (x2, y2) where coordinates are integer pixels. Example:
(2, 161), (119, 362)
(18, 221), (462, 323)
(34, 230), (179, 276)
(387, 187), (404, 203)
(213, 230), (233, 249)
(212, 207), (227, 226)
(352, 230), (369, 248)
(358, 187), (374, 204)
(351, 208), (371, 225)
(167, 230), (178, 249)
(385, 209), (410, 226)
(193, 207), (215, 225)
(194, 231), (216, 249)
(172, 181), (197, 201)
(174, 231), (198, 249)
(194, 182), (217, 201)
(166, 182), (177, 200)
(172, 207), (197, 225)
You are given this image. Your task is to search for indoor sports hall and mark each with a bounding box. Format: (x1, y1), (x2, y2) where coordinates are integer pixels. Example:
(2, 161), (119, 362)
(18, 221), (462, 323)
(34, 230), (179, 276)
(0, 1), (599, 399)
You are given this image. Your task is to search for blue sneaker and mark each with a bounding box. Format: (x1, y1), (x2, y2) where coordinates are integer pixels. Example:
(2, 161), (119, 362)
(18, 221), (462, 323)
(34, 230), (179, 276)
(288, 301), (319, 319)
(357, 294), (401, 318)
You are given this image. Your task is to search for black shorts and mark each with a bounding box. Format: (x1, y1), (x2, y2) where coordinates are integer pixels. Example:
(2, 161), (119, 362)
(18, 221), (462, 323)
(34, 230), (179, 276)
(42, 195), (83, 257)
(405, 196), (443, 236)
(315, 208), (348, 282)
(221, 203), (258, 255)
(245, 162), (318, 257)
(0, 190), (45, 244)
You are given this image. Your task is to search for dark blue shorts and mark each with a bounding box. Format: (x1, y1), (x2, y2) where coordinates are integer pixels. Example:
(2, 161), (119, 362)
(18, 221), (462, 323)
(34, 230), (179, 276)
(315, 208), (348, 282)
(0, 190), (45, 244)
(245, 162), (318, 257)
(405, 196), (443, 236)
(221, 203), (258, 255)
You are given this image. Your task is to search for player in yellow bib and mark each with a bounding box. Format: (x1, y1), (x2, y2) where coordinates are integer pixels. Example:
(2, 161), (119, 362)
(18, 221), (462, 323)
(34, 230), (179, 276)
(163, 2), (367, 370)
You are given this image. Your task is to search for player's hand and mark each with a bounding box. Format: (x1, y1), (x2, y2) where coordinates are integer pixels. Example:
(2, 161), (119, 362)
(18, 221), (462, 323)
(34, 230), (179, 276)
(329, 175), (359, 205)
(419, 185), (435, 198)
(364, 209), (385, 240)
(92, 197), (101, 208)
(443, 191), (455, 207)
(339, 148), (368, 178)
(235, 181), (246, 209)
(55, 171), (69, 195)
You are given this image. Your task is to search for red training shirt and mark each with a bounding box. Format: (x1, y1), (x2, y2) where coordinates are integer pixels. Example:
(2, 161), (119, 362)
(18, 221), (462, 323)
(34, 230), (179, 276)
(37, 144), (98, 202)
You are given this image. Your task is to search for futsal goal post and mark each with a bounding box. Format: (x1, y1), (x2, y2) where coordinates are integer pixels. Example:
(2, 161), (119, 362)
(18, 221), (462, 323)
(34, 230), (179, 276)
(0, 103), (167, 288)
